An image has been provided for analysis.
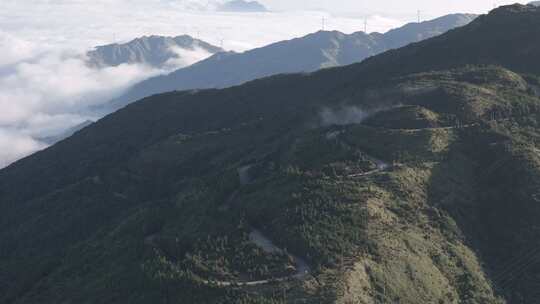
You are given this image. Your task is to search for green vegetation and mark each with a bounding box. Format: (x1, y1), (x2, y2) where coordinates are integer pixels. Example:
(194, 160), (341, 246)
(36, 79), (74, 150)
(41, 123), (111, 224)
(2, 4), (540, 303)
(364, 105), (443, 129)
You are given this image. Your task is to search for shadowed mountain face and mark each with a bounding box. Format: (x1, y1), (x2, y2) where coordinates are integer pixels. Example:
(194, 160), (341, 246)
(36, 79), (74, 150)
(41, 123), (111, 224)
(86, 35), (223, 68)
(36, 120), (94, 145)
(105, 13), (477, 111)
(3, 4), (540, 304)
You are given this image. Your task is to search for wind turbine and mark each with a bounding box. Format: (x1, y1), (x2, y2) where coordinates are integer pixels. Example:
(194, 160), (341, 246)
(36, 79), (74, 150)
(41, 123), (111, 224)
(364, 17), (368, 33)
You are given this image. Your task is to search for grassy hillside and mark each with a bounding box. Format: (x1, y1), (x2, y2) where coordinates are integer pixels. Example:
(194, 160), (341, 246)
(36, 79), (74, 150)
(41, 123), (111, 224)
(2, 4), (540, 304)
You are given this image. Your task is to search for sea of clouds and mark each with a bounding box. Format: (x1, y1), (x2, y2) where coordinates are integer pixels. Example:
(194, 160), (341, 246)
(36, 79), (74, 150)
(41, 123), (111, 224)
(0, 0), (403, 168)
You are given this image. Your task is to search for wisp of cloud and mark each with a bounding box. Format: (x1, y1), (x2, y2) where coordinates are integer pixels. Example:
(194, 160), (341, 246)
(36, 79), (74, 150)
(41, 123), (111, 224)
(320, 106), (371, 126)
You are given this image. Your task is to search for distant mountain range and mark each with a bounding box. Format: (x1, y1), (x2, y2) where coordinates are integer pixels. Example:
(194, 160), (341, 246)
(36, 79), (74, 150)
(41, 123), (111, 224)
(105, 13), (477, 112)
(86, 35), (223, 68)
(3, 5), (540, 303)
(381, 13), (477, 49)
(218, 0), (268, 12)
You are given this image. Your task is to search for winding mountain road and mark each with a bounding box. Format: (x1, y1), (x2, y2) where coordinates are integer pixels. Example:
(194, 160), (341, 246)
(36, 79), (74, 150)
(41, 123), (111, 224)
(210, 166), (312, 287)
(208, 118), (531, 287)
(343, 123), (484, 179)
(203, 229), (311, 287)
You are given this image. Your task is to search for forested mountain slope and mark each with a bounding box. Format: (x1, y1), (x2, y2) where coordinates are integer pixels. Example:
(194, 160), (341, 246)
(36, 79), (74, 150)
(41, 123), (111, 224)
(2, 4), (540, 304)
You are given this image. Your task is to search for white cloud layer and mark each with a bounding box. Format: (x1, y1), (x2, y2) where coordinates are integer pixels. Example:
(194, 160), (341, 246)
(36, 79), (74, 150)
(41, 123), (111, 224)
(0, 31), (37, 67)
(0, 49), (160, 128)
(0, 129), (47, 168)
(0, 0), (409, 167)
(164, 46), (214, 70)
(0, 33), (200, 168)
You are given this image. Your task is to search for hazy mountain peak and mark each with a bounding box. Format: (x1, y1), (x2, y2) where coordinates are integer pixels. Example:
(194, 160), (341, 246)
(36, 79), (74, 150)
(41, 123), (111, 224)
(381, 13), (477, 49)
(86, 35), (223, 69)
(218, 0), (268, 12)
(102, 13), (476, 112)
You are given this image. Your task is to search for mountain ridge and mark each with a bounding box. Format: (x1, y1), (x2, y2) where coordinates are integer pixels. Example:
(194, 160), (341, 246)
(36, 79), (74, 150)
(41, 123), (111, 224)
(104, 13), (477, 112)
(86, 35), (223, 68)
(2, 4), (540, 304)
